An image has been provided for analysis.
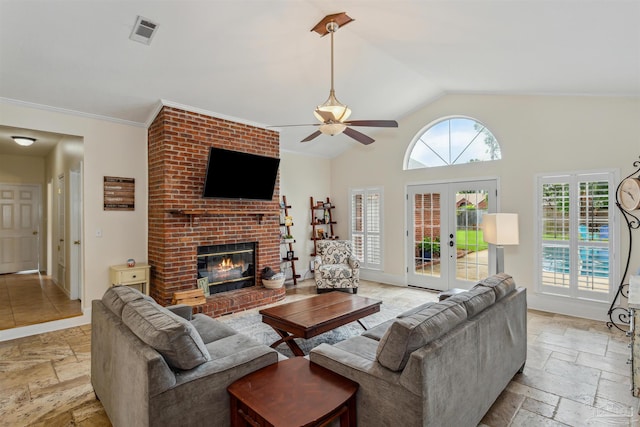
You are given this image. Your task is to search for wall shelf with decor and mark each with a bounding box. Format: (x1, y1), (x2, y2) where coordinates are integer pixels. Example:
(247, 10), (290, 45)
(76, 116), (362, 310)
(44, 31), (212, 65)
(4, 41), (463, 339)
(310, 196), (338, 256)
(280, 195), (300, 286)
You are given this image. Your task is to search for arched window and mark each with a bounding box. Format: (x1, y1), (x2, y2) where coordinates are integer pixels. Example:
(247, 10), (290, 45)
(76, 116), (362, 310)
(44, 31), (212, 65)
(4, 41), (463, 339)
(405, 117), (501, 169)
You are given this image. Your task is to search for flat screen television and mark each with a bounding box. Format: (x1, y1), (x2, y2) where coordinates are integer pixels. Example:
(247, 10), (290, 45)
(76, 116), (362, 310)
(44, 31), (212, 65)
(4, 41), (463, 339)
(202, 147), (280, 200)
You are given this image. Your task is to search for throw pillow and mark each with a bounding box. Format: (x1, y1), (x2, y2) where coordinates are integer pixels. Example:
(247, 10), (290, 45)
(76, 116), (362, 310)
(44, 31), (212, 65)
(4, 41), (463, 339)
(102, 285), (154, 317)
(122, 298), (211, 370)
(448, 287), (495, 318)
(474, 273), (516, 301)
(376, 299), (467, 371)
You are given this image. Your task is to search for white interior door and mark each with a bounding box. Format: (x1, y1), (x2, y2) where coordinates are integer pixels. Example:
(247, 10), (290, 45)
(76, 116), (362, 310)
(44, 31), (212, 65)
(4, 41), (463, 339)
(0, 183), (41, 274)
(57, 174), (66, 290)
(408, 180), (496, 291)
(70, 165), (82, 300)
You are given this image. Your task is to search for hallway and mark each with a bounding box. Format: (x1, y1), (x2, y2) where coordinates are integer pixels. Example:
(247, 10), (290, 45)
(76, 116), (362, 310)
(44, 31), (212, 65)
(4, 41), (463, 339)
(0, 272), (82, 330)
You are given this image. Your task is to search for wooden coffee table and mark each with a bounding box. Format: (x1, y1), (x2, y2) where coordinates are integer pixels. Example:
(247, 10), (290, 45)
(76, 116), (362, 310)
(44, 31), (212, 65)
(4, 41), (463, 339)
(259, 291), (382, 356)
(228, 357), (358, 426)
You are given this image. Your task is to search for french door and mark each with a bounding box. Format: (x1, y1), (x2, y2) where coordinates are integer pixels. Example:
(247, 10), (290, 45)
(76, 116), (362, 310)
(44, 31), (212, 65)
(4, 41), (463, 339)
(407, 180), (497, 291)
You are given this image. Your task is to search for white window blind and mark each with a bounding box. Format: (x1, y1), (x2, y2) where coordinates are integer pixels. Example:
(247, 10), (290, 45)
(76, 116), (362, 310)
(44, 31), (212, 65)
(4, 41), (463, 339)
(536, 171), (615, 301)
(351, 188), (383, 270)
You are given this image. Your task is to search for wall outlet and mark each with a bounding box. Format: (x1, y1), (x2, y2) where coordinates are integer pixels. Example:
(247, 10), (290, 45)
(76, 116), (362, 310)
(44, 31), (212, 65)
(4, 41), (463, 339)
(309, 260), (314, 272)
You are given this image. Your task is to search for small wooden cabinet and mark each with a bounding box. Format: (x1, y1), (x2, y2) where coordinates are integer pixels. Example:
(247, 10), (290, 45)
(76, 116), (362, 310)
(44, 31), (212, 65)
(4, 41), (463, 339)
(109, 263), (151, 295)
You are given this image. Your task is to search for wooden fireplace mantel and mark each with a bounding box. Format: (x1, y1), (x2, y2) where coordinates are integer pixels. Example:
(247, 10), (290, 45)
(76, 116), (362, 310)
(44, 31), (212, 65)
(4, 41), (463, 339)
(169, 209), (278, 224)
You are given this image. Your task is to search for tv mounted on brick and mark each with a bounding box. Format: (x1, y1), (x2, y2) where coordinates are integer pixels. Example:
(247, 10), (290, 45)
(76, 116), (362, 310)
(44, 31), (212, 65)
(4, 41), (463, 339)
(202, 147), (280, 201)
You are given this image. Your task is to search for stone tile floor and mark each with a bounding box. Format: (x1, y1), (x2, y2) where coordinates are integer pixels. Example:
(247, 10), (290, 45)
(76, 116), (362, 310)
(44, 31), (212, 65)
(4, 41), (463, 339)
(0, 272), (82, 330)
(0, 279), (637, 426)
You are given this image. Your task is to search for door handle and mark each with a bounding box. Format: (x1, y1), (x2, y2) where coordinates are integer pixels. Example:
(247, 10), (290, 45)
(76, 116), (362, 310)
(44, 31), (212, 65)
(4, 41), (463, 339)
(33, 231), (38, 235)
(73, 240), (81, 245)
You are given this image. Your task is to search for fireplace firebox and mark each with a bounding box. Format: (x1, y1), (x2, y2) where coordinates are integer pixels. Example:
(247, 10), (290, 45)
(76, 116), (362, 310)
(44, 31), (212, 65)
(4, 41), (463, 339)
(197, 242), (256, 294)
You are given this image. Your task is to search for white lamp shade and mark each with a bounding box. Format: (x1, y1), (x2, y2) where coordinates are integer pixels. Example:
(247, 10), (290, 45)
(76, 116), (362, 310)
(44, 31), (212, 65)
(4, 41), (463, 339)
(482, 213), (519, 245)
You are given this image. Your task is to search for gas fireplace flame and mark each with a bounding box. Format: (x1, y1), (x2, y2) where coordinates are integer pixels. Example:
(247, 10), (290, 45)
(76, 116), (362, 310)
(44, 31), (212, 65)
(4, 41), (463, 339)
(217, 257), (244, 272)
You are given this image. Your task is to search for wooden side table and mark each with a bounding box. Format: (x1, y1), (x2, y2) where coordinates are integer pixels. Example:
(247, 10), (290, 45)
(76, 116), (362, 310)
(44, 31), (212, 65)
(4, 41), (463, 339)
(109, 263), (150, 295)
(228, 357), (358, 427)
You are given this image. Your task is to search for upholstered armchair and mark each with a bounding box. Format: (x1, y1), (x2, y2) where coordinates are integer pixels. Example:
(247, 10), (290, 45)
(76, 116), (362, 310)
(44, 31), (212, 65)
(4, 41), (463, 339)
(314, 240), (360, 293)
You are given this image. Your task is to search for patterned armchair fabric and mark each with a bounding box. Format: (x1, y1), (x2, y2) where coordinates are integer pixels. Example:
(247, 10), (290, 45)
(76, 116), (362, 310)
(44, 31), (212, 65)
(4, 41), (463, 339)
(314, 240), (360, 293)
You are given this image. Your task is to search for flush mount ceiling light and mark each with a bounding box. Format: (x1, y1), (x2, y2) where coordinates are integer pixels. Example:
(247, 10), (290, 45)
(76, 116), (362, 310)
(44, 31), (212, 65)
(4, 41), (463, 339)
(12, 136), (36, 147)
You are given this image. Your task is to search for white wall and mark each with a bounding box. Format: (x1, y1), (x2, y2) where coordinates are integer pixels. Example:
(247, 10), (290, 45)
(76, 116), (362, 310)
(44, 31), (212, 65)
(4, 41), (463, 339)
(0, 102), (148, 326)
(0, 154), (45, 183)
(45, 134), (83, 295)
(279, 151), (331, 281)
(331, 94), (640, 321)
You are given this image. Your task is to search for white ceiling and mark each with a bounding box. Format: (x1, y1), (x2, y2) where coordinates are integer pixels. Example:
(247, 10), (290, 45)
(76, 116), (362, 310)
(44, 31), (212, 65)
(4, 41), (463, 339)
(1, 0), (639, 158)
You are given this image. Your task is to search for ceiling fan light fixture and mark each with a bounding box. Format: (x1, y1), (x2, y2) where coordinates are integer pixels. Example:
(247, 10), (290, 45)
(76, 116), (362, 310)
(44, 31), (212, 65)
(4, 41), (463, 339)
(319, 122), (347, 136)
(314, 91), (352, 122)
(12, 136), (36, 146)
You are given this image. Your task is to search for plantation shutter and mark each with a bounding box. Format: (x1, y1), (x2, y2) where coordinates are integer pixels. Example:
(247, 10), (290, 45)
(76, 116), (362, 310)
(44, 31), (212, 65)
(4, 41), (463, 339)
(537, 172), (613, 301)
(351, 188), (383, 270)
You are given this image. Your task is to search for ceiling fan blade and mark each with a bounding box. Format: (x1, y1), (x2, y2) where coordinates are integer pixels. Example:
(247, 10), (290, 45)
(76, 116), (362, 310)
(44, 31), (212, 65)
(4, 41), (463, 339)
(268, 124), (320, 128)
(343, 127), (375, 145)
(344, 120), (398, 128)
(301, 130), (322, 142)
(314, 109), (336, 122)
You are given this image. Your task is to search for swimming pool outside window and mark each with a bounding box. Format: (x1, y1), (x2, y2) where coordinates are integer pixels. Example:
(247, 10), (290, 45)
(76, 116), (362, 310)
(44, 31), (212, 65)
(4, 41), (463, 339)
(536, 171), (615, 302)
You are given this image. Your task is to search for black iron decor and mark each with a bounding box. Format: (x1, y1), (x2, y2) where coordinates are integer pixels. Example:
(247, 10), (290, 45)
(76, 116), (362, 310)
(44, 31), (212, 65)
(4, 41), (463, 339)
(607, 156), (640, 332)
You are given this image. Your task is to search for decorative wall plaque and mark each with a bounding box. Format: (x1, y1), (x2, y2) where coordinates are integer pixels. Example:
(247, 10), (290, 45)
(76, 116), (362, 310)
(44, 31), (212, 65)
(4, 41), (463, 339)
(104, 176), (135, 211)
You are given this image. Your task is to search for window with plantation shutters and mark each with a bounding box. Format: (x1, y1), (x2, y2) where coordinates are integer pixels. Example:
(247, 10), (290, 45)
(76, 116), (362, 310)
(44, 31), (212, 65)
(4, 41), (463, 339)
(536, 171), (615, 301)
(351, 188), (383, 270)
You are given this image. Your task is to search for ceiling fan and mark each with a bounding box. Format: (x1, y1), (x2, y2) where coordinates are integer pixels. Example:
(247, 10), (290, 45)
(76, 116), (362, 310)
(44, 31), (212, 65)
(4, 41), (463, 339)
(277, 13), (398, 145)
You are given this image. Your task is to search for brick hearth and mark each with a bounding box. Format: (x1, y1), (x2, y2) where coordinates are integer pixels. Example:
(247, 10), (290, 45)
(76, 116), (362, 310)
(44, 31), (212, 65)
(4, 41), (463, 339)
(148, 106), (285, 315)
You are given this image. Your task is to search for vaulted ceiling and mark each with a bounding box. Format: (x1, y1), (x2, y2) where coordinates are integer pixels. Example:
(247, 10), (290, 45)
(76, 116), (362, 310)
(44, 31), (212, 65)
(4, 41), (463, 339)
(1, 1), (638, 158)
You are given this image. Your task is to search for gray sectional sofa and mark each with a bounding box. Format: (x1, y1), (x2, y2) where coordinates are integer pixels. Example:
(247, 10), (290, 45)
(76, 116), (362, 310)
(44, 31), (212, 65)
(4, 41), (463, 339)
(309, 273), (527, 427)
(91, 286), (280, 427)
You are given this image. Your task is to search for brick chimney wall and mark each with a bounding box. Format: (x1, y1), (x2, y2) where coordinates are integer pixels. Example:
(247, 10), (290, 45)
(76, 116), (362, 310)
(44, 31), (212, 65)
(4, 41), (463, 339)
(148, 106), (285, 315)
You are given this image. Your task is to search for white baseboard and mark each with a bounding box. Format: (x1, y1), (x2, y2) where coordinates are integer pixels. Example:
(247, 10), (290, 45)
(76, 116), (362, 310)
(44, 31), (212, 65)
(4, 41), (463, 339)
(360, 270), (407, 287)
(0, 309), (92, 342)
(527, 293), (612, 323)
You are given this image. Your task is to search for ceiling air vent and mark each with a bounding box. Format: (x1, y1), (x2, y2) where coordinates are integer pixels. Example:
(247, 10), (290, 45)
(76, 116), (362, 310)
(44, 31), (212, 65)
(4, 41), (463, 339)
(129, 16), (159, 45)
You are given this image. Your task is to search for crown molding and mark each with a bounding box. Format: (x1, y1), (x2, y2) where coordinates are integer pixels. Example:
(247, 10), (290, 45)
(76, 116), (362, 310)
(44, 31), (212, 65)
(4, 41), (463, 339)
(151, 99), (273, 131)
(0, 97), (146, 128)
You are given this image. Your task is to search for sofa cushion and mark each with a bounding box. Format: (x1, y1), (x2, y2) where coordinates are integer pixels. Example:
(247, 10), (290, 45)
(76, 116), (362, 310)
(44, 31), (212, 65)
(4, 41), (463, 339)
(102, 285), (154, 317)
(474, 273), (516, 301)
(190, 313), (237, 344)
(397, 301), (436, 319)
(448, 287), (495, 318)
(122, 298), (211, 370)
(317, 240), (353, 264)
(363, 301), (437, 341)
(376, 299), (467, 372)
(362, 319), (395, 341)
(317, 264), (353, 279)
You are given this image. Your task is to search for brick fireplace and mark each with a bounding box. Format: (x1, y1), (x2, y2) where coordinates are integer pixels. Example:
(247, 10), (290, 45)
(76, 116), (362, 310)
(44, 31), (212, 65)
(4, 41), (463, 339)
(148, 106), (285, 316)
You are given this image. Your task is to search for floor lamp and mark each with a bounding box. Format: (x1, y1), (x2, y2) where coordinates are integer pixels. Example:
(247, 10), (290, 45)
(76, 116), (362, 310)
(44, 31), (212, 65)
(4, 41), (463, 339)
(481, 213), (519, 274)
